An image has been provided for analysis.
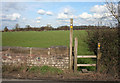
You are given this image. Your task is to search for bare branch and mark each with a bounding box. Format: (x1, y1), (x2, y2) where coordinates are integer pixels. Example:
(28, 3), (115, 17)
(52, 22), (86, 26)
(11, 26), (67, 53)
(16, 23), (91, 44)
(105, 0), (120, 23)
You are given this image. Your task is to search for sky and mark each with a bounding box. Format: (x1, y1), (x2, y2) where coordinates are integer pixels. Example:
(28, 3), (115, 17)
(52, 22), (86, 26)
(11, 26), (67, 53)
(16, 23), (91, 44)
(0, 1), (118, 30)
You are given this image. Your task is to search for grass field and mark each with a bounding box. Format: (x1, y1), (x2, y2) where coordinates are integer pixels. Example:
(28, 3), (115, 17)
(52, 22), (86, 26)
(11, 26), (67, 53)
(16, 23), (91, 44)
(2, 30), (96, 71)
(2, 30), (93, 55)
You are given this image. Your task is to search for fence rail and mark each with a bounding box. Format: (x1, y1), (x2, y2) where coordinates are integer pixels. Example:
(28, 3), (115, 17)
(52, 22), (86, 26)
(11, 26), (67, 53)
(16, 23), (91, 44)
(77, 55), (96, 58)
(77, 64), (96, 67)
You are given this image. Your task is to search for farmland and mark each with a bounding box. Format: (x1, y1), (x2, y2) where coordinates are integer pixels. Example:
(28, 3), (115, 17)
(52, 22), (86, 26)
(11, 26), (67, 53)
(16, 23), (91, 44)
(2, 30), (93, 55)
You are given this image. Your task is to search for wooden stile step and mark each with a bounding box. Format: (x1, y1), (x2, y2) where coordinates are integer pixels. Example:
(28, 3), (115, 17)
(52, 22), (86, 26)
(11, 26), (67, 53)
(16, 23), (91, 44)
(77, 55), (96, 58)
(77, 64), (96, 66)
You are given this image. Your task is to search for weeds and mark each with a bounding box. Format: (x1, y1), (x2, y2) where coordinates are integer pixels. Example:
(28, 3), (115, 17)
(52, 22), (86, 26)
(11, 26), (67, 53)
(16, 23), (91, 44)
(3, 65), (63, 75)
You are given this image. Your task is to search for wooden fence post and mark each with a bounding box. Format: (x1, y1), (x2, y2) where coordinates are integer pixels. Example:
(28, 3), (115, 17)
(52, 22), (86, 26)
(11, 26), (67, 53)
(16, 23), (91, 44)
(118, 1), (120, 27)
(69, 18), (73, 72)
(74, 37), (78, 72)
(48, 48), (51, 55)
(118, 1), (120, 78)
(30, 48), (32, 57)
(8, 48), (10, 53)
(97, 43), (101, 73)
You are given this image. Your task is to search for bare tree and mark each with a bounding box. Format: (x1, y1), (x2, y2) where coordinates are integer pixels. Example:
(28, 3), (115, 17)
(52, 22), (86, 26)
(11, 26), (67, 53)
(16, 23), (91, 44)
(105, 0), (120, 24)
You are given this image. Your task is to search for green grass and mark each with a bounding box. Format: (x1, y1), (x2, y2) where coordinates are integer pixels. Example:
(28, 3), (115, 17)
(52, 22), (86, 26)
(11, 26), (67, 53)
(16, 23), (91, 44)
(2, 30), (93, 55)
(28, 65), (63, 75)
(2, 65), (63, 75)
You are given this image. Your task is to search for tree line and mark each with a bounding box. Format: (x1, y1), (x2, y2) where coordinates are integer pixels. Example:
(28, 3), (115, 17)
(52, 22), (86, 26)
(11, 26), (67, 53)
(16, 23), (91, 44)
(3, 24), (110, 32)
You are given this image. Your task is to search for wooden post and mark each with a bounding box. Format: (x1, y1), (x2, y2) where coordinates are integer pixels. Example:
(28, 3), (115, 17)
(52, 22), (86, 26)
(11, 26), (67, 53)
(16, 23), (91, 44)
(118, 1), (120, 37)
(70, 18), (73, 71)
(48, 48), (50, 55)
(8, 48), (10, 53)
(74, 37), (78, 72)
(30, 48), (32, 57)
(118, 1), (120, 27)
(97, 43), (101, 73)
(118, 1), (120, 78)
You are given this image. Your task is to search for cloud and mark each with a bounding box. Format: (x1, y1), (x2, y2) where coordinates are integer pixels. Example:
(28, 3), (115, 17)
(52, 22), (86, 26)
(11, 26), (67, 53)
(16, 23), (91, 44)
(93, 13), (103, 18)
(36, 20), (40, 23)
(63, 8), (70, 14)
(90, 5), (108, 13)
(57, 14), (77, 20)
(11, 13), (21, 20)
(37, 9), (46, 15)
(2, 2), (26, 12)
(46, 11), (53, 15)
(57, 6), (76, 20)
(1, 13), (21, 21)
(57, 13), (68, 19)
(36, 17), (42, 20)
(79, 12), (92, 19)
(37, 9), (53, 16)
(22, 18), (26, 20)
(78, 4), (115, 23)
(77, 5), (113, 25)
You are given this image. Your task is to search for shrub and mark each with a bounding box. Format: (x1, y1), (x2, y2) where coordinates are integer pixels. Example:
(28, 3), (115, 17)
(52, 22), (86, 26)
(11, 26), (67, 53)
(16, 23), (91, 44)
(87, 28), (119, 77)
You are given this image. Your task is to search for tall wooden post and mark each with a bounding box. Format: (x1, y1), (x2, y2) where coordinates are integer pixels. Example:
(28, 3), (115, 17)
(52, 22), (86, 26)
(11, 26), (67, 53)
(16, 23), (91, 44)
(118, 1), (120, 36)
(74, 37), (78, 72)
(118, 1), (120, 27)
(70, 18), (73, 71)
(118, 1), (120, 78)
(97, 43), (101, 73)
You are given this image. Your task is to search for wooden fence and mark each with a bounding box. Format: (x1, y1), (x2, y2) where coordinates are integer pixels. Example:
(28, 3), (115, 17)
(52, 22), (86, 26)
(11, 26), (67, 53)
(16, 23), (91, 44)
(73, 37), (101, 72)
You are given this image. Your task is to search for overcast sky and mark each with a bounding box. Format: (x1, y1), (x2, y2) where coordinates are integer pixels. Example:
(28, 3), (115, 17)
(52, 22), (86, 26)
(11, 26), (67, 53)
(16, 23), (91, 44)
(0, 1), (117, 30)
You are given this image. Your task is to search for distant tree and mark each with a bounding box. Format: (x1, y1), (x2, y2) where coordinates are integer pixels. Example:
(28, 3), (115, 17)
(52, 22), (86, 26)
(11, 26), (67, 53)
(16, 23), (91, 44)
(25, 25), (31, 31)
(4, 26), (9, 32)
(57, 26), (69, 30)
(25, 25), (31, 28)
(15, 24), (20, 31)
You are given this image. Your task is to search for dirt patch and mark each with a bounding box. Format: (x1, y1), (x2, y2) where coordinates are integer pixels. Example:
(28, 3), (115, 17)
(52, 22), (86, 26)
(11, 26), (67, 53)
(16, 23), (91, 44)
(2, 71), (120, 81)
(2, 65), (120, 81)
